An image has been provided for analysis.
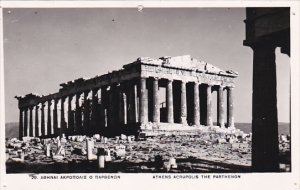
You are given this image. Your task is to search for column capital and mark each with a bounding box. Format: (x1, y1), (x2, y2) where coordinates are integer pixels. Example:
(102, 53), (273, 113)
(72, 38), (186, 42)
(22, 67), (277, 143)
(153, 77), (159, 81)
(218, 85), (226, 89)
(226, 86), (235, 90)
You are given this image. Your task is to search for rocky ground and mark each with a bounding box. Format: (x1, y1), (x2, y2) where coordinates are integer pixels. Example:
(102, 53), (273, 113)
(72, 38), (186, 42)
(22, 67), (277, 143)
(5, 127), (291, 173)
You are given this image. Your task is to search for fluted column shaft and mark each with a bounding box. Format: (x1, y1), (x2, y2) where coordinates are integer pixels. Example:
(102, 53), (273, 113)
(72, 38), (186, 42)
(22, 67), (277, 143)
(206, 85), (213, 126)
(35, 105), (39, 137)
(83, 91), (90, 134)
(68, 95), (74, 134)
(217, 86), (225, 127)
(75, 93), (82, 133)
(180, 81), (187, 124)
(29, 107), (33, 137)
(139, 77), (148, 123)
(19, 109), (24, 139)
(227, 87), (234, 128)
(47, 100), (52, 135)
(167, 79), (174, 123)
(153, 78), (160, 123)
(41, 103), (45, 136)
(60, 97), (66, 135)
(193, 82), (200, 125)
(53, 99), (58, 135)
(24, 108), (28, 136)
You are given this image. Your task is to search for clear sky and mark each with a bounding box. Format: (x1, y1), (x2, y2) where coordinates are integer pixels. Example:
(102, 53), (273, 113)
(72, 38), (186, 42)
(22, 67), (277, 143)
(3, 8), (290, 123)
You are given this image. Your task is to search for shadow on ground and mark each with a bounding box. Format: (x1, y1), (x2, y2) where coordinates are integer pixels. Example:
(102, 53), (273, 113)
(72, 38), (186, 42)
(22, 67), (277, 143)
(6, 157), (251, 174)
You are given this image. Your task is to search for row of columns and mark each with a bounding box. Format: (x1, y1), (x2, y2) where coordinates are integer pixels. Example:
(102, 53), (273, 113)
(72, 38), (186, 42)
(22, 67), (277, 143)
(139, 77), (234, 127)
(18, 77), (235, 139)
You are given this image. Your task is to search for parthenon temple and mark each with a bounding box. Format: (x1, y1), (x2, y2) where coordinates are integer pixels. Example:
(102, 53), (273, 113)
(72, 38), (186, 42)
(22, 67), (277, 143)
(15, 55), (238, 139)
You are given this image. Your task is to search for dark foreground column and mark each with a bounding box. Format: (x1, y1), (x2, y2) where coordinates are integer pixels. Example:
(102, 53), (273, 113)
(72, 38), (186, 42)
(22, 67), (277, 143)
(217, 86), (225, 127)
(206, 85), (213, 126)
(153, 78), (160, 123)
(139, 77), (148, 123)
(167, 79), (174, 123)
(193, 82), (200, 126)
(252, 43), (279, 172)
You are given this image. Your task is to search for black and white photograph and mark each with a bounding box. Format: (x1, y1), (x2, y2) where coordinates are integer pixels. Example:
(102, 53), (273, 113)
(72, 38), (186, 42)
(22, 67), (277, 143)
(0, 2), (299, 190)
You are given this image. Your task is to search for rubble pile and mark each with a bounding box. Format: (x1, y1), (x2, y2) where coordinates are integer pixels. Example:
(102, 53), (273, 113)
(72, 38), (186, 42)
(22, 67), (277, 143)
(5, 130), (291, 173)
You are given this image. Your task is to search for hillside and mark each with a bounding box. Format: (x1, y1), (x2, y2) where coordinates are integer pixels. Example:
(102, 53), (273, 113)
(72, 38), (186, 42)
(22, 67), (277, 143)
(5, 122), (290, 139)
(5, 122), (19, 139)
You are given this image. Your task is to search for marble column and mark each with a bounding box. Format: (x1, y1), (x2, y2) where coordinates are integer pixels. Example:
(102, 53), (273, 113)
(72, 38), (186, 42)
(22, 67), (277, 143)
(122, 92), (127, 125)
(153, 78), (160, 123)
(19, 109), (24, 139)
(99, 87), (106, 130)
(227, 87), (234, 128)
(107, 86), (114, 129)
(206, 85), (213, 126)
(41, 103), (45, 136)
(24, 108), (28, 136)
(47, 100), (52, 136)
(251, 43), (279, 172)
(68, 95), (74, 134)
(217, 86), (225, 127)
(119, 88), (126, 125)
(75, 93), (82, 133)
(167, 79), (174, 123)
(35, 105), (39, 137)
(139, 77), (148, 123)
(91, 88), (99, 133)
(180, 81), (187, 124)
(29, 106), (33, 137)
(53, 99), (58, 136)
(193, 82), (200, 126)
(83, 91), (90, 134)
(128, 83), (137, 124)
(60, 97), (66, 135)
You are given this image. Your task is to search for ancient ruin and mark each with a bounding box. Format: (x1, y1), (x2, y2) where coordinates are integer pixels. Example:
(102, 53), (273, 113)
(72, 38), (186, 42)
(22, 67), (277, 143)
(244, 8), (290, 172)
(15, 55), (238, 139)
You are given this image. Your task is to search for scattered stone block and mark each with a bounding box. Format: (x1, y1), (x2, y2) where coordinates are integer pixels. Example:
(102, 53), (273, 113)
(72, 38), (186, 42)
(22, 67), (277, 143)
(217, 138), (227, 144)
(115, 145), (126, 158)
(52, 155), (64, 160)
(120, 134), (127, 140)
(169, 157), (177, 169)
(93, 134), (101, 141)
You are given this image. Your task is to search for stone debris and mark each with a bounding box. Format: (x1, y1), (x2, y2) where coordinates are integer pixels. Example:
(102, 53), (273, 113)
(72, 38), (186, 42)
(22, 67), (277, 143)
(5, 128), (291, 173)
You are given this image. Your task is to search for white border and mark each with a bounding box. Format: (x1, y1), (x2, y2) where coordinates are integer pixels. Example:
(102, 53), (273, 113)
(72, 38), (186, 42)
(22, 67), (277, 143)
(0, 1), (299, 190)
